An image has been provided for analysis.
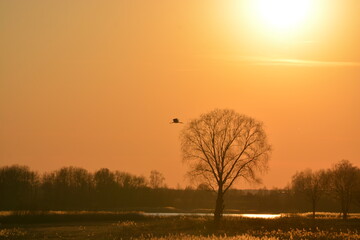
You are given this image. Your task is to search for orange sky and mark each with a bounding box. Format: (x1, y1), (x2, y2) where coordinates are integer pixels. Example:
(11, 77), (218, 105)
(1, 0), (360, 189)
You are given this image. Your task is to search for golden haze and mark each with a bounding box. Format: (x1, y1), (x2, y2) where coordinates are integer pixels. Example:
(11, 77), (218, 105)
(0, 0), (360, 188)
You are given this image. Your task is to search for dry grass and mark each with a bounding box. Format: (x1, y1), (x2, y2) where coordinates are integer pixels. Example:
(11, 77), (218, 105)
(133, 235), (278, 240)
(0, 212), (360, 240)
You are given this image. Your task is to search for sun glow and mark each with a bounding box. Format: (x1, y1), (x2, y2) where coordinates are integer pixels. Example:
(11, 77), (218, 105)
(255, 0), (313, 32)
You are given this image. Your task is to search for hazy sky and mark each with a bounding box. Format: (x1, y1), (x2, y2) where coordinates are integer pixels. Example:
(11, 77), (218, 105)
(1, 0), (359, 188)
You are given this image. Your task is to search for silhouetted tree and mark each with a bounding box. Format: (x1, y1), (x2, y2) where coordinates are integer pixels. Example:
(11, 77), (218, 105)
(42, 166), (92, 209)
(355, 176), (360, 208)
(0, 165), (39, 209)
(114, 171), (148, 207)
(115, 171), (147, 189)
(197, 183), (212, 191)
(291, 169), (327, 218)
(328, 160), (360, 219)
(41, 172), (57, 208)
(149, 170), (166, 189)
(93, 168), (118, 208)
(180, 109), (271, 226)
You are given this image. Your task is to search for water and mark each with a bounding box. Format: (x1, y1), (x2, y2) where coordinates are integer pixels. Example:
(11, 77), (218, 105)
(143, 212), (282, 219)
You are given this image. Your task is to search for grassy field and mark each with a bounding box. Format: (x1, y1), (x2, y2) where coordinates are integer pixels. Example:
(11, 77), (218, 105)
(0, 212), (360, 240)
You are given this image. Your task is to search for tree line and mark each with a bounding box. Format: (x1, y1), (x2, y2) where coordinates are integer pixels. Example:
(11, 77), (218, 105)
(0, 166), (169, 210)
(0, 160), (359, 216)
(291, 159), (360, 219)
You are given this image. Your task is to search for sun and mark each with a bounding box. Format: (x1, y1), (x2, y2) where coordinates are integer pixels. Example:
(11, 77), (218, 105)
(255, 0), (312, 32)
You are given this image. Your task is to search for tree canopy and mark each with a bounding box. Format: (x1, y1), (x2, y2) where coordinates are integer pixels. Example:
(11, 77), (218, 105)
(180, 109), (271, 225)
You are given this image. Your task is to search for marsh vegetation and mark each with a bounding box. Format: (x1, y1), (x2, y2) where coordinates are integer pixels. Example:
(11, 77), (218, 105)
(0, 212), (360, 240)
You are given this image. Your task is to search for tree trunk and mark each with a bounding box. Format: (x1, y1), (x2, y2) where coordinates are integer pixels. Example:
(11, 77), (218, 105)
(343, 202), (349, 220)
(341, 197), (348, 220)
(342, 203), (348, 220)
(214, 186), (224, 227)
(312, 199), (316, 219)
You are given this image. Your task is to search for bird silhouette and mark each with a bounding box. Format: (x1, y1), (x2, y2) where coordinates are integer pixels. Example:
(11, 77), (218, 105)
(170, 118), (183, 124)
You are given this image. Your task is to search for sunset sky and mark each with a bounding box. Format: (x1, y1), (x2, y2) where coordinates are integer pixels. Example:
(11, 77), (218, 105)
(1, 0), (359, 189)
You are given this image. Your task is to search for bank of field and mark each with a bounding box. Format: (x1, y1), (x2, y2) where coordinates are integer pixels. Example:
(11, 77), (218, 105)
(0, 212), (360, 240)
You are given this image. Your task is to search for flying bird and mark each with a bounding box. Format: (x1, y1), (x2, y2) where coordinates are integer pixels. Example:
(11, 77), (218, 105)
(170, 118), (183, 124)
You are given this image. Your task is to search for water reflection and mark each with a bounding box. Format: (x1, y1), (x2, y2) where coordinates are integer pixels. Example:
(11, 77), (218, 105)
(144, 212), (281, 219)
(241, 214), (281, 219)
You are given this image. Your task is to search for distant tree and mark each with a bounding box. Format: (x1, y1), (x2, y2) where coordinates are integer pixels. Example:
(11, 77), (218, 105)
(180, 109), (271, 226)
(41, 172), (57, 207)
(114, 171), (147, 189)
(291, 169), (327, 218)
(42, 166), (92, 209)
(149, 170), (166, 189)
(0, 165), (39, 210)
(93, 168), (118, 207)
(94, 168), (116, 189)
(328, 160), (360, 219)
(355, 175), (360, 208)
(197, 183), (212, 191)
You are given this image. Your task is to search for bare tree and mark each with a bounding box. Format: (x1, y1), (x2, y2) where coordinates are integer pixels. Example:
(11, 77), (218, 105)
(180, 109), (271, 225)
(329, 160), (360, 219)
(0, 165), (39, 210)
(291, 169), (327, 219)
(93, 168), (118, 206)
(355, 175), (360, 208)
(114, 171), (147, 189)
(149, 170), (166, 189)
